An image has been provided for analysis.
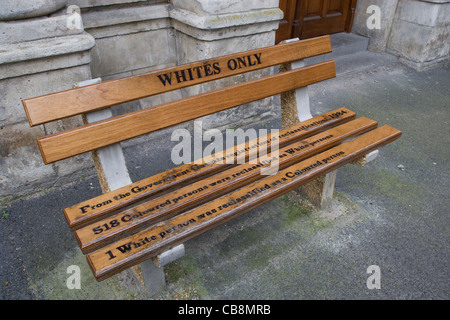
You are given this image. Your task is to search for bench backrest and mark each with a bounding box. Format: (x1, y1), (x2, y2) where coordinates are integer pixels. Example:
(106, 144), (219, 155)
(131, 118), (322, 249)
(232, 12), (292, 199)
(22, 36), (335, 165)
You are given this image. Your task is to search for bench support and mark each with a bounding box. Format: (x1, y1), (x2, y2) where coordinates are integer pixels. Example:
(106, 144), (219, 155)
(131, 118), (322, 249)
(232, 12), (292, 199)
(141, 259), (166, 296)
(279, 38), (379, 208)
(280, 38), (336, 208)
(142, 244), (186, 296)
(76, 78), (184, 296)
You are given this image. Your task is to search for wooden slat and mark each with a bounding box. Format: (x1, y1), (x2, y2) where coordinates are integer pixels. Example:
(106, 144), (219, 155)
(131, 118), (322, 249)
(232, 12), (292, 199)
(87, 125), (402, 281)
(37, 61), (336, 164)
(64, 107), (355, 230)
(75, 117), (378, 254)
(22, 36), (332, 127)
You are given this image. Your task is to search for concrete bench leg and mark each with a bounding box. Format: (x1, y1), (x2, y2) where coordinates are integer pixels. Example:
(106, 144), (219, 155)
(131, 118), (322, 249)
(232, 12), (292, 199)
(280, 50), (336, 209)
(300, 150), (379, 208)
(141, 244), (186, 296)
(141, 260), (166, 296)
(299, 171), (337, 208)
(279, 41), (378, 209)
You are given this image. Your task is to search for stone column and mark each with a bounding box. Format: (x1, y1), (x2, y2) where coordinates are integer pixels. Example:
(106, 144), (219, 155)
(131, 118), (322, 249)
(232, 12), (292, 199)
(0, 0), (68, 21)
(386, 0), (449, 71)
(170, 0), (284, 132)
(352, 0), (449, 70)
(0, 1), (96, 203)
(69, 0), (180, 122)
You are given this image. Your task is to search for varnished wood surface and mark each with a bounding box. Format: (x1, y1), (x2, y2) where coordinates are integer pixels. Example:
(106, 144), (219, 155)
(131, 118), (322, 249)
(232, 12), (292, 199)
(75, 117), (377, 254)
(87, 125), (401, 281)
(37, 61), (336, 164)
(22, 36), (332, 127)
(64, 108), (355, 230)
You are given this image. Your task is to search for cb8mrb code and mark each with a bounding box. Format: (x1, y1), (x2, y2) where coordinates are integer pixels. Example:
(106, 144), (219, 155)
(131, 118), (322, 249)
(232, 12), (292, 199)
(178, 304), (271, 317)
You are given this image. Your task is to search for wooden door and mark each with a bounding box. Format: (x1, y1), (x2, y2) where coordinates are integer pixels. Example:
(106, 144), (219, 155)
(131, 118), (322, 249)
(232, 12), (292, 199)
(276, 0), (298, 43)
(276, 0), (357, 43)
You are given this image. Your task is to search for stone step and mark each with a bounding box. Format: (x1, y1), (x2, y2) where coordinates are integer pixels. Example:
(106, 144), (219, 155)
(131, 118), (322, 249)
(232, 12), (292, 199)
(330, 32), (370, 57)
(333, 50), (398, 76)
(305, 32), (369, 65)
(304, 32), (398, 76)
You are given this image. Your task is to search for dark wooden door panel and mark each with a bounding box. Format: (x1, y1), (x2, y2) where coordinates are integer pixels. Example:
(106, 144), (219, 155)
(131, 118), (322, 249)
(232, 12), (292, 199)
(276, 0), (357, 42)
(301, 0), (350, 38)
(276, 0), (297, 43)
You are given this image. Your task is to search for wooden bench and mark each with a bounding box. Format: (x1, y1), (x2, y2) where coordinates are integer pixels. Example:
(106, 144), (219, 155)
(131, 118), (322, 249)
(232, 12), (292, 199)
(22, 36), (401, 291)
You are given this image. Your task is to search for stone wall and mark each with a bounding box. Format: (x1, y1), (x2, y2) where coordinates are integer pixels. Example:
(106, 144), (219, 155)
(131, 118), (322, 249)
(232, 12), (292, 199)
(171, 0), (283, 131)
(386, 0), (450, 71)
(0, 0), (283, 203)
(0, 1), (96, 203)
(353, 0), (449, 71)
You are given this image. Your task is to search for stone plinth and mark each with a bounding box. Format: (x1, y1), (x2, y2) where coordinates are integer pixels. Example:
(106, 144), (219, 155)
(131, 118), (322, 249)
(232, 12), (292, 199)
(0, 8), (96, 202)
(171, 0), (283, 131)
(353, 0), (449, 71)
(0, 0), (68, 21)
(387, 0), (449, 71)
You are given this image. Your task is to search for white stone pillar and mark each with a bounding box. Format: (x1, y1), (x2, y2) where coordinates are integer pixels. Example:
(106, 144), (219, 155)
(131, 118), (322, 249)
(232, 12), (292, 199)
(386, 0), (449, 71)
(170, 0), (284, 132)
(352, 0), (449, 70)
(0, 1), (96, 202)
(69, 0), (179, 118)
(0, 0), (68, 21)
